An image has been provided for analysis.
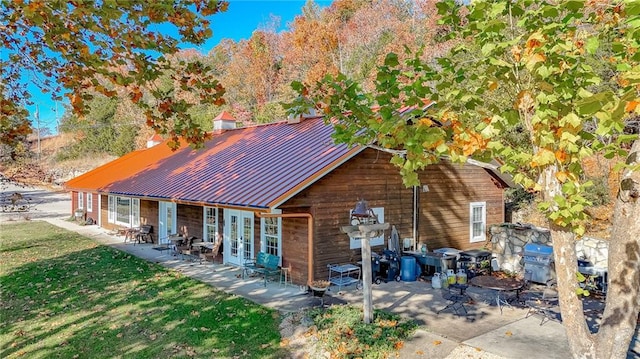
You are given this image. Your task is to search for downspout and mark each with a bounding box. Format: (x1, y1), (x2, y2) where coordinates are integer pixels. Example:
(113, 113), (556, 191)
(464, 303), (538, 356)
(413, 186), (418, 250)
(257, 212), (314, 286)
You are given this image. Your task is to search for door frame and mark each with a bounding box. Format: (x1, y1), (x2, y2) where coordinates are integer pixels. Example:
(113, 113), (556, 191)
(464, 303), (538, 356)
(224, 209), (254, 266)
(158, 201), (177, 244)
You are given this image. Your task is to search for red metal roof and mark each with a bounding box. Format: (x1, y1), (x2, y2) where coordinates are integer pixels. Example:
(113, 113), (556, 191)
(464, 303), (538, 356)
(65, 117), (361, 210)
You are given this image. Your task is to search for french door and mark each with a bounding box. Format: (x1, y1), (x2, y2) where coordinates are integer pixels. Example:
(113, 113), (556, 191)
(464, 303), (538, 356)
(224, 210), (254, 266)
(158, 201), (177, 244)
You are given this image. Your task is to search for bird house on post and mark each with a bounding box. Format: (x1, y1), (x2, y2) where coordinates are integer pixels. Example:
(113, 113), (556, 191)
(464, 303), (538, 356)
(341, 199), (389, 324)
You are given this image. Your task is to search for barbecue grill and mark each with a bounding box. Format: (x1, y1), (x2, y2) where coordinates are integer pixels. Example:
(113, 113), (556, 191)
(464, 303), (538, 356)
(523, 243), (554, 284)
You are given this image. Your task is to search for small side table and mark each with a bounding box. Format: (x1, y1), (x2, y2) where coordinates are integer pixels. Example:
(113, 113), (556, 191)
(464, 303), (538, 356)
(280, 267), (292, 287)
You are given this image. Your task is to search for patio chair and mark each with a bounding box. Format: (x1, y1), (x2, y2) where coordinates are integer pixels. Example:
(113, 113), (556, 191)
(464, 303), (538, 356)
(199, 240), (223, 264)
(437, 284), (470, 316)
(134, 225), (153, 245)
(525, 279), (560, 325)
(179, 237), (201, 261)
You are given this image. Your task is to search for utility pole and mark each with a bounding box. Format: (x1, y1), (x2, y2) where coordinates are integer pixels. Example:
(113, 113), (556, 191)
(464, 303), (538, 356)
(35, 104), (41, 161)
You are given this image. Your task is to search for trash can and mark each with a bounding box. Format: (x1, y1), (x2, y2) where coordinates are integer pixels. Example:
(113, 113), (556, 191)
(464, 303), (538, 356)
(523, 243), (554, 283)
(401, 256), (417, 282)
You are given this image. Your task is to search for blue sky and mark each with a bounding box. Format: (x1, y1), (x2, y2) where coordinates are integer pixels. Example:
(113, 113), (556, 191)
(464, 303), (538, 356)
(30, 0), (332, 134)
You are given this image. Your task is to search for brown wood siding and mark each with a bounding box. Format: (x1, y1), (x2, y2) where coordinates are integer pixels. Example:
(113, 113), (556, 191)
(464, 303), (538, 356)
(176, 204), (204, 239)
(281, 148), (505, 283)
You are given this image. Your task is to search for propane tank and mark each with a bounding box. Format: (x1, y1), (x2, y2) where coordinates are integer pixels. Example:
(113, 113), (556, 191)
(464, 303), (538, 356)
(447, 269), (456, 284)
(431, 273), (442, 289)
(456, 269), (467, 284)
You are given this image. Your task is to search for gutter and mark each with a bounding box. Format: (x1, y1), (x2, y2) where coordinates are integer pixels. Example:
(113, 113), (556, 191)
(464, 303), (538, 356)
(257, 212), (314, 286)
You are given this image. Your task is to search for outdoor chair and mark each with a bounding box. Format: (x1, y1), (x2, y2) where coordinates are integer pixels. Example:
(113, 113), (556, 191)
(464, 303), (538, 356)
(199, 240), (223, 264)
(437, 284), (470, 316)
(179, 237), (201, 261)
(525, 279), (560, 325)
(134, 225), (153, 245)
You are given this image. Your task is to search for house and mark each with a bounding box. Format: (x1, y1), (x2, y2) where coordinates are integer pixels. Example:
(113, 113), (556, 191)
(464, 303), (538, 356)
(64, 113), (510, 285)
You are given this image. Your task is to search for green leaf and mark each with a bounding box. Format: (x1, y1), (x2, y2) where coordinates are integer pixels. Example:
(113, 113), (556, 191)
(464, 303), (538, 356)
(384, 53), (399, 67)
(585, 37), (599, 54)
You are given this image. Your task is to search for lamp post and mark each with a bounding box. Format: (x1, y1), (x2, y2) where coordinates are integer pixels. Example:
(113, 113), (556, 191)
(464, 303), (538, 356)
(341, 199), (389, 324)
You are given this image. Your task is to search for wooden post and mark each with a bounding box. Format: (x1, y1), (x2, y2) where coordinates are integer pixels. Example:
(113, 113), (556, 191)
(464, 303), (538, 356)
(361, 231), (373, 323)
(341, 222), (389, 324)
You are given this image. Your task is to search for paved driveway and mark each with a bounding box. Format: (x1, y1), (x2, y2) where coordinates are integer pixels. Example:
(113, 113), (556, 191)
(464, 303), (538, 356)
(0, 181), (70, 223)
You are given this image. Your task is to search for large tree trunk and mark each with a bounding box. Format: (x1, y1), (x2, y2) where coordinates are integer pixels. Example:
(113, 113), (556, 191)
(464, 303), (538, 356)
(593, 139), (640, 358)
(551, 140), (640, 359)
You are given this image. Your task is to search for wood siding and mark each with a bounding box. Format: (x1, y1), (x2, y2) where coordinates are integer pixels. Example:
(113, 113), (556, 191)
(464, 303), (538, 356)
(281, 148), (506, 284)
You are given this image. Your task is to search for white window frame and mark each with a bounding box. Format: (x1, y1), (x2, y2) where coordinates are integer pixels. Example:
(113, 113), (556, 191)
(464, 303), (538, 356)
(110, 195), (140, 227)
(203, 206), (219, 243)
(86, 192), (92, 212)
(350, 207), (384, 249)
(261, 216), (282, 259)
(108, 195), (115, 223)
(470, 201), (487, 243)
(77, 192), (84, 209)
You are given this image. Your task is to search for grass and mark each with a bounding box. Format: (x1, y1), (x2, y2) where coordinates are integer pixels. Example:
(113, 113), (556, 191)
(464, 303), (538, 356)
(309, 305), (417, 359)
(0, 221), (283, 359)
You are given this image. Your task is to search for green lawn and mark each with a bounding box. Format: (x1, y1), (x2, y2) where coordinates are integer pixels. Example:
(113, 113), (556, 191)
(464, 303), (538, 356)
(0, 221), (284, 359)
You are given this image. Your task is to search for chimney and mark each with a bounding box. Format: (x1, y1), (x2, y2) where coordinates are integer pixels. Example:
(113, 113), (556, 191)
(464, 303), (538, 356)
(213, 111), (237, 130)
(287, 108), (317, 124)
(147, 134), (163, 148)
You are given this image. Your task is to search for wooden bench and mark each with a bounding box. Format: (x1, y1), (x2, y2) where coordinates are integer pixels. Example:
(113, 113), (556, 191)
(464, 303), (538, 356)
(243, 252), (281, 287)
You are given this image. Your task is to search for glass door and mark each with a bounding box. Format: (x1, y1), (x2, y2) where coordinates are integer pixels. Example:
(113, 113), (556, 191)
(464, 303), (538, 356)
(224, 210), (253, 266)
(158, 201), (177, 244)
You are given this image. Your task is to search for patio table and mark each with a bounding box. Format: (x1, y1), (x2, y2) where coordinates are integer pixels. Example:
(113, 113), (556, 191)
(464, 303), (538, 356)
(469, 275), (524, 314)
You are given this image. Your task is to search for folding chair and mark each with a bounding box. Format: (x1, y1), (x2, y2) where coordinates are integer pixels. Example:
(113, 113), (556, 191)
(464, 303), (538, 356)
(525, 279), (560, 325)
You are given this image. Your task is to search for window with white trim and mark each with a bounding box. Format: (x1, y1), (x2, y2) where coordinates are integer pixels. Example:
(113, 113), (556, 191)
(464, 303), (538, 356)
(77, 192), (84, 209)
(470, 202), (487, 243)
(108, 195), (140, 227)
(108, 195), (114, 223)
(349, 207), (384, 249)
(204, 207), (219, 243)
(262, 217), (281, 257)
(86, 193), (92, 212)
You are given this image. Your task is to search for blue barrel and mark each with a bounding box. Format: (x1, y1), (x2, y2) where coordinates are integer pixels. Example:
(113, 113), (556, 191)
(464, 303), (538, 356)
(401, 256), (417, 281)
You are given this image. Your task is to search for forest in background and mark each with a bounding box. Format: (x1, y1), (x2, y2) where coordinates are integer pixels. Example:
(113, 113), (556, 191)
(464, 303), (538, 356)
(50, 0), (445, 161)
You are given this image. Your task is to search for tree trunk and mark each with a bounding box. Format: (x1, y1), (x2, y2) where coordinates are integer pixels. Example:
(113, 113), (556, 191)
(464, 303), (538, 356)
(551, 227), (596, 357)
(594, 139), (640, 358)
(552, 140), (640, 359)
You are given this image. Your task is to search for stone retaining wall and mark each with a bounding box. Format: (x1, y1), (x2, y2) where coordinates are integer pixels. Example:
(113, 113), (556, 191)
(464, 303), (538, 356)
(490, 223), (552, 274)
(489, 223), (609, 275)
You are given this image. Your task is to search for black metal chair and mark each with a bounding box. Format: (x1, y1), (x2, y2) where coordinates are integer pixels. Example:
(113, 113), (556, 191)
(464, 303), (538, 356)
(437, 284), (470, 316)
(525, 279), (560, 325)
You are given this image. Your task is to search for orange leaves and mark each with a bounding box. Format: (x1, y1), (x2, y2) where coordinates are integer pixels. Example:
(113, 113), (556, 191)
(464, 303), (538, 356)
(129, 86), (143, 103)
(555, 150), (568, 163)
(625, 100), (639, 113)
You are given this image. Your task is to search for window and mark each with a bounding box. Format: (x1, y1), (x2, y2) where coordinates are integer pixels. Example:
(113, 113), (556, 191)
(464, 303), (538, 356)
(108, 195), (140, 227)
(204, 207), (219, 243)
(77, 192), (84, 209)
(470, 202), (487, 243)
(86, 193), (92, 212)
(108, 195), (114, 223)
(262, 217), (281, 257)
(349, 207), (384, 249)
